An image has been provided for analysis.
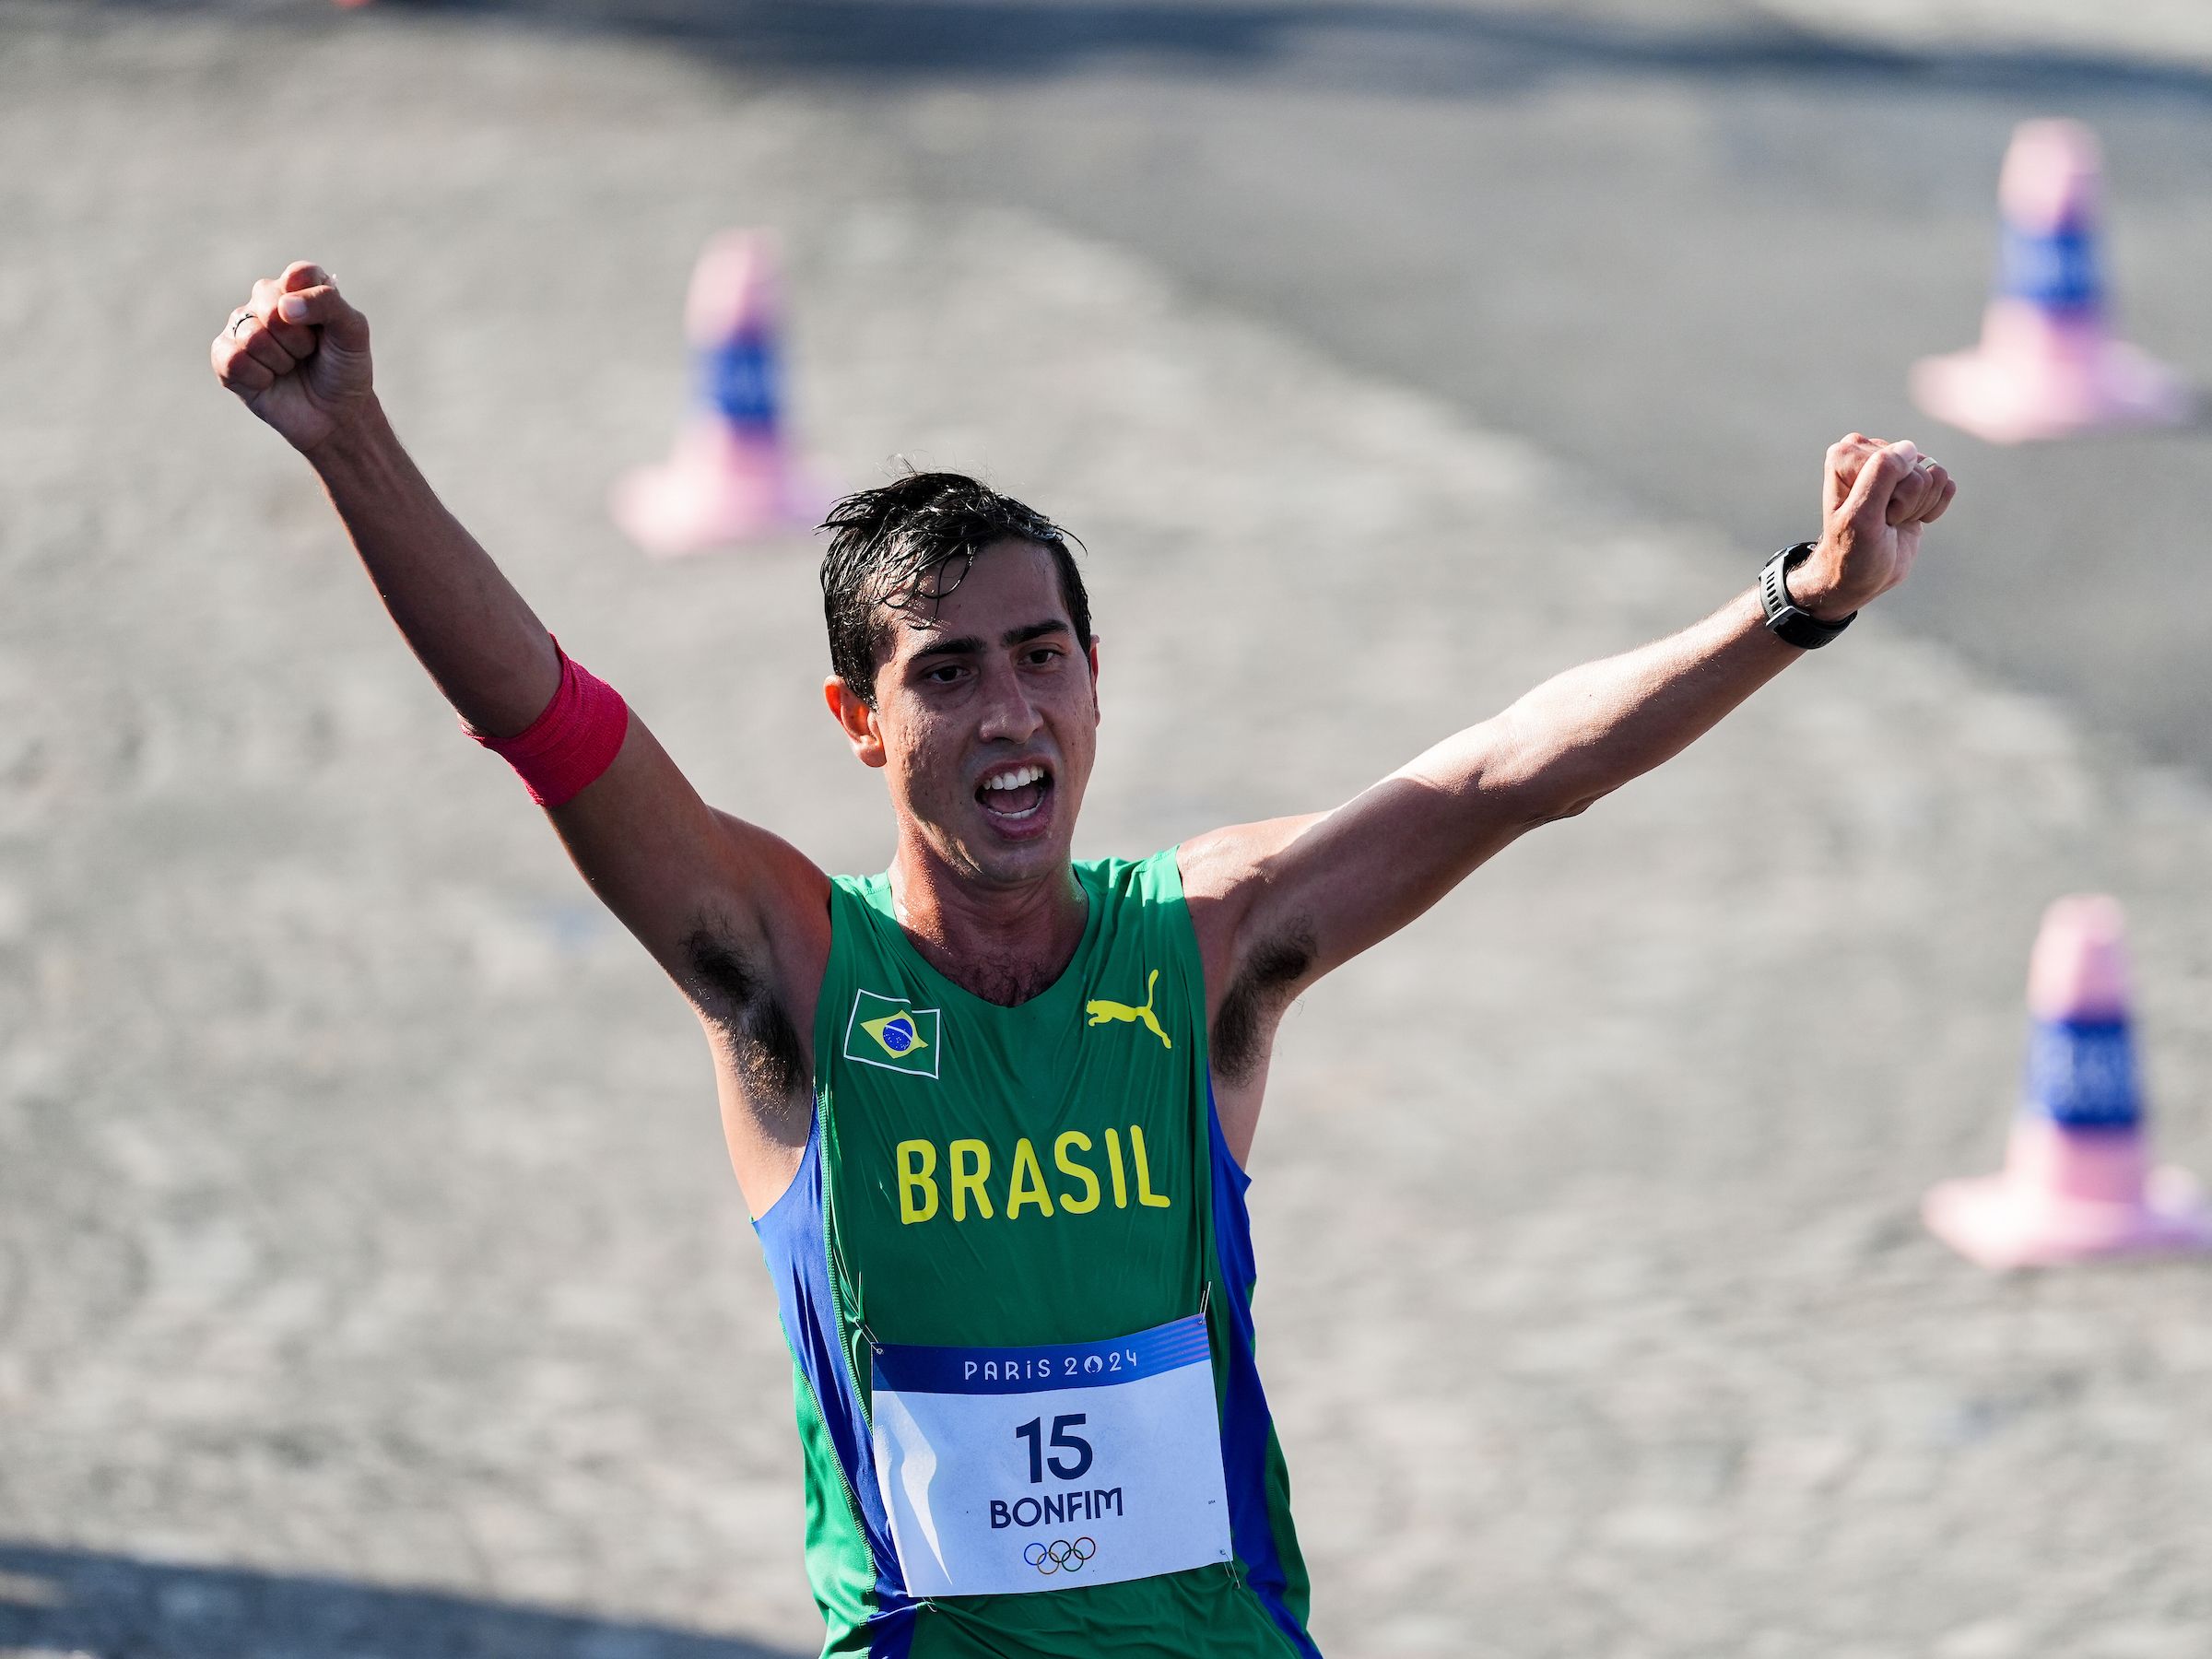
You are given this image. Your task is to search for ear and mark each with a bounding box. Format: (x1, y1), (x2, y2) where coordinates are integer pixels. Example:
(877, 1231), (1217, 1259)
(1086, 636), (1101, 723)
(822, 674), (888, 769)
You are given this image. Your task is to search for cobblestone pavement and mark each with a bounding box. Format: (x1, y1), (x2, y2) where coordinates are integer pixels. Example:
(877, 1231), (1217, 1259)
(5, 6), (2212, 1658)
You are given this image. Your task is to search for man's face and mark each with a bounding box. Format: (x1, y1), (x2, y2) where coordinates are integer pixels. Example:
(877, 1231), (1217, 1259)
(828, 538), (1100, 888)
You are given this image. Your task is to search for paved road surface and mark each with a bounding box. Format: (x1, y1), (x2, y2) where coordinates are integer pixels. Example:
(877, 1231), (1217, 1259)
(5, 6), (2212, 1659)
(318, 0), (2212, 774)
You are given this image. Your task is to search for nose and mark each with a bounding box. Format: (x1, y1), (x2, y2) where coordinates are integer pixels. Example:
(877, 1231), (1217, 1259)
(974, 658), (1043, 746)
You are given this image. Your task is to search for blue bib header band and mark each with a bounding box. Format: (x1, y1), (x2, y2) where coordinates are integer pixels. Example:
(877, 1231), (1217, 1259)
(872, 1313), (1214, 1396)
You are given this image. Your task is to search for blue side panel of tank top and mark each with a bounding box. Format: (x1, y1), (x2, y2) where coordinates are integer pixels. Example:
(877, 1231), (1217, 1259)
(754, 1115), (917, 1656)
(1207, 1090), (1324, 1659)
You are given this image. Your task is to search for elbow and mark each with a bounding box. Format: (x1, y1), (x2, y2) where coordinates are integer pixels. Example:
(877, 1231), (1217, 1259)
(1549, 794), (1604, 823)
(1519, 780), (1614, 830)
(1487, 708), (1615, 831)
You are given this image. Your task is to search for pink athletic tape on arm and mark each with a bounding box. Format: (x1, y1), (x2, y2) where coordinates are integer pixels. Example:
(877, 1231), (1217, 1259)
(464, 639), (630, 807)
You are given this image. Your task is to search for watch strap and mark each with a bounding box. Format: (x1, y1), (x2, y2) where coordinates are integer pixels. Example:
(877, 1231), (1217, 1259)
(1759, 541), (1855, 650)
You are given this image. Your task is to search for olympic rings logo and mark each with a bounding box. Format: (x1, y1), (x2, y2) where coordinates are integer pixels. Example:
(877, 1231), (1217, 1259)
(1022, 1537), (1098, 1575)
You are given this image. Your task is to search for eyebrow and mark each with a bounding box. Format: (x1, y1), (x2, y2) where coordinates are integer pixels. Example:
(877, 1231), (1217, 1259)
(908, 618), (1072, 662)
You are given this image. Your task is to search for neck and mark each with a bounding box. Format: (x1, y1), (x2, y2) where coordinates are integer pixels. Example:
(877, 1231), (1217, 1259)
(887, 840), (1088, 1007)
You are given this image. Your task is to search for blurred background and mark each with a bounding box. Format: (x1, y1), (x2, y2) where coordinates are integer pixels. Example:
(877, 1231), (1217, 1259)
(4, 1), (2210, 1655)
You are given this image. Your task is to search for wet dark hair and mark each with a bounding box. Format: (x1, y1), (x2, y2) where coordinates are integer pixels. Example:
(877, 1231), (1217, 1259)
(819, 470), (1090, 704)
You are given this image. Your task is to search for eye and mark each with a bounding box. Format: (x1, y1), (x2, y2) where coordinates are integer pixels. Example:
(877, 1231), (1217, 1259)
(1023, 645), (1064, 667)
(923, 663), (968, 686)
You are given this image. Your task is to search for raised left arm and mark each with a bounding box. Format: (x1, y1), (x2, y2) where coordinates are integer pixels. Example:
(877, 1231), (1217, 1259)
(1185, 435), (1954, 1151)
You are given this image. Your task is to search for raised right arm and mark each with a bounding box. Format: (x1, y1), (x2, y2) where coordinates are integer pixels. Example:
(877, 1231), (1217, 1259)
(212, 263), (826, 1210)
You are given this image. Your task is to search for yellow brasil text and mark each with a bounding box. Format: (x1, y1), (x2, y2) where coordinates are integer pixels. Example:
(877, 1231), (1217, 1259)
(895, 1127), (1172, 1224)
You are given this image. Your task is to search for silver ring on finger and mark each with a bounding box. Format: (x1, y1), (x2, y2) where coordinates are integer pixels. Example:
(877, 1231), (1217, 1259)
(229, 311), (254, 336)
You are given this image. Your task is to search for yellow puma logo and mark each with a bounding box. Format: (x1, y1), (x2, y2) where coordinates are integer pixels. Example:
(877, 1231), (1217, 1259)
(1086, 969), (1171, 1050)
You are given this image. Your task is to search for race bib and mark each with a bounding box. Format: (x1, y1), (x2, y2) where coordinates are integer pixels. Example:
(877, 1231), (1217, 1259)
(868, 1314), (1233, 1597)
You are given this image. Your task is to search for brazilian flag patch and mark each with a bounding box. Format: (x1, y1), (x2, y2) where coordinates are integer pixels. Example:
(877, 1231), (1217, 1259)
(843, 988), (943, 1079)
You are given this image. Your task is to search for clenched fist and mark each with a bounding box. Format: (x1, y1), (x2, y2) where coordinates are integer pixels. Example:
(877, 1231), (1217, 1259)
(1788, 432), (1957, 620)
(210, 261), (373, 454)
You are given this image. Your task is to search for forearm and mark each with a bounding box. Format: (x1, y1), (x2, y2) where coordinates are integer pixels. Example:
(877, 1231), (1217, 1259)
(1222, 435), (1953, 1001)
(309, 398), (559, 736)
(1488, 587), (1797, 820)
(1284, 590), (1795, 950)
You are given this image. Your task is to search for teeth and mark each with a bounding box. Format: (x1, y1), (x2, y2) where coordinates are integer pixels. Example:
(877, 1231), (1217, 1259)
(982, 764), (1046, 793)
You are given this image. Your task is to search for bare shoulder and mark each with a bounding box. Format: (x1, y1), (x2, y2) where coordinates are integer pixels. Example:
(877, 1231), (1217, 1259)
(1174, 817), (1324, 1165)
(707, 809), (835, 967)
(1177, 815), (1324, 1063)
(1176, 814), (1320, 912)
(672, 812), (835, 1213)
(659, 815), (830, 1120)
(678, 809), (833, 1041)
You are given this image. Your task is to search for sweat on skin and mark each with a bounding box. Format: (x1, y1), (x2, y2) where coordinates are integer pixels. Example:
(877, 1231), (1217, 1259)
(212, 254), (1957, 1656)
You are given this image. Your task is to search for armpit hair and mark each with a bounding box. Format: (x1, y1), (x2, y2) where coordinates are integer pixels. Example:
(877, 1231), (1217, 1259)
(1210, 923), (1317, 1085)
(680, 924), (806, 1104)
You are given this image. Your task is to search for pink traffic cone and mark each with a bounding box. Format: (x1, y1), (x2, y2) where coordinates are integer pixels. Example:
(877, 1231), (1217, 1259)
(1911, 121), (2192, 444)
(1924, 896), (2212, 1269)
(611, 231), (823, 558)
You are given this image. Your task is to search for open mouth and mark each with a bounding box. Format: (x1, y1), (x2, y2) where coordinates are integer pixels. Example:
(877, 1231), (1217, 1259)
(975, 760), (1054, 828)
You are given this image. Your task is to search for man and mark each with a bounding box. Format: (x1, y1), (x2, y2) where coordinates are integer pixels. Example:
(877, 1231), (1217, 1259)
(212, 260), (1953, 1659)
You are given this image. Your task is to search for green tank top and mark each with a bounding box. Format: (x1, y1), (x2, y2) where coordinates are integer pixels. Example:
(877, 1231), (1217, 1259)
(753, 849), (1319, 1659)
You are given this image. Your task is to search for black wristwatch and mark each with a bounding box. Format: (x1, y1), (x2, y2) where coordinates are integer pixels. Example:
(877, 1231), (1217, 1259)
(1759, 541), (1855, 650)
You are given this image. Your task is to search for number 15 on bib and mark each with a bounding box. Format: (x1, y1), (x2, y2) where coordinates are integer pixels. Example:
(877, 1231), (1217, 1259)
(868, 1315), (1233, 1596)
